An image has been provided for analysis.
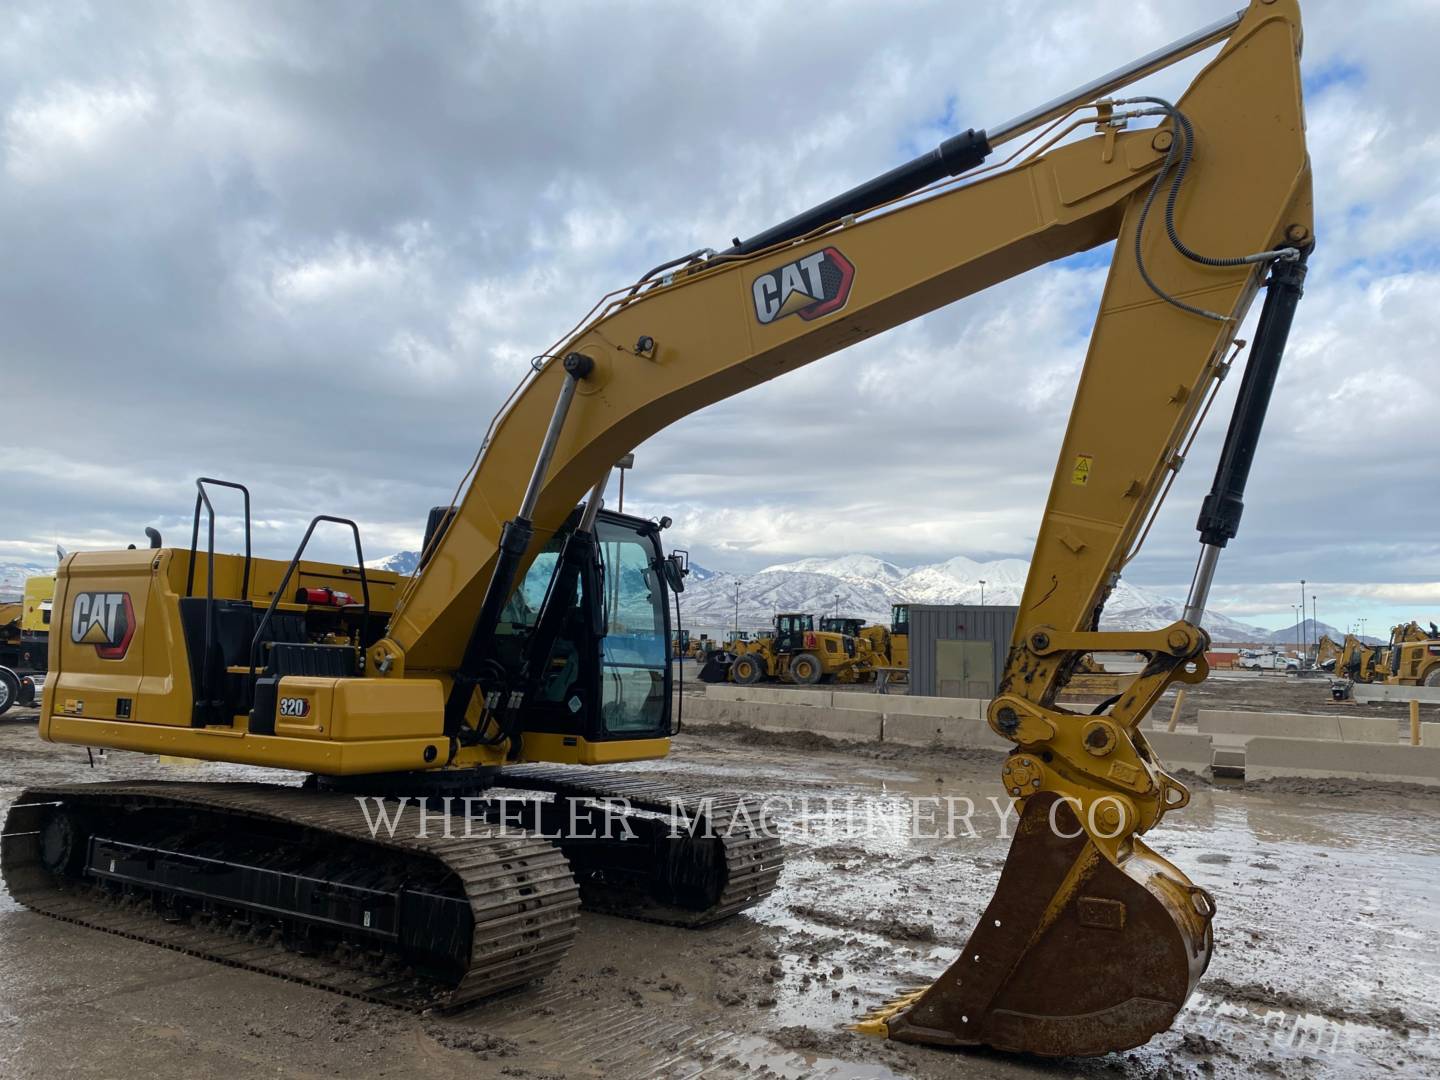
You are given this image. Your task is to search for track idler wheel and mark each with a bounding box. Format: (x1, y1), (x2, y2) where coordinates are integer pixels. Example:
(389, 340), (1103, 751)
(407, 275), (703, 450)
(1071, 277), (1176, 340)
(857, 791), (1213, 1056)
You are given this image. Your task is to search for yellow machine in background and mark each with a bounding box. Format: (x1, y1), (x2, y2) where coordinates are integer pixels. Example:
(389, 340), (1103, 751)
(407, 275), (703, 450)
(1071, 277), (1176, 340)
(0, 573), (54, 714)
(1335, 633), (1381, 681)
(705, 612), (868, 685)
(846, 605), (912, 685)
(5, 0), (1313, 1057)
(685, 633), (718, 660)
(1385, 636), (1440, 686)
(21, 573), (54, 644)
(1315, 633), (1342, 670)
(1374, 621), (1440, 687)
(1331, 622), (1440, 695)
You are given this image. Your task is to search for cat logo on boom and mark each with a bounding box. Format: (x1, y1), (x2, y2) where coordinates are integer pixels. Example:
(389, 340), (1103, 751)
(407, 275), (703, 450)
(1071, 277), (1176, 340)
(70, 591), (135, 660)
(751, 246), (855, 325)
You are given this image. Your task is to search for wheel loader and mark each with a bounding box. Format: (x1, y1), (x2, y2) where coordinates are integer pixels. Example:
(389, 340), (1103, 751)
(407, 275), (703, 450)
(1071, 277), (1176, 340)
(4, 0), (1314, 1057)
(707, 612), (867, 685)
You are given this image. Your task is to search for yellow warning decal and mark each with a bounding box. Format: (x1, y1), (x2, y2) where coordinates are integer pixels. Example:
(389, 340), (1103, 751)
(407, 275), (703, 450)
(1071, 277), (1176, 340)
(1071, 454), (1093, 485)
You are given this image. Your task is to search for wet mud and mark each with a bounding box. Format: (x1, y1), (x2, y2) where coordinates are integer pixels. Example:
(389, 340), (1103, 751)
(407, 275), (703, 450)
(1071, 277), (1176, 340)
(1, 696), (1437, 1079)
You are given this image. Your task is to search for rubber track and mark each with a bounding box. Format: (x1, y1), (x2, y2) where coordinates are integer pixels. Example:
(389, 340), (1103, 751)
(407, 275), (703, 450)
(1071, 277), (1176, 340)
(0, 781), (580, 1010)
(494, 765), (784, 926)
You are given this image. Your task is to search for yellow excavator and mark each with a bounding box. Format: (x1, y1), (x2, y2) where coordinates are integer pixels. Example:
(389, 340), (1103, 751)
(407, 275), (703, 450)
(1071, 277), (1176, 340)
(3, 0), (1311, 1058)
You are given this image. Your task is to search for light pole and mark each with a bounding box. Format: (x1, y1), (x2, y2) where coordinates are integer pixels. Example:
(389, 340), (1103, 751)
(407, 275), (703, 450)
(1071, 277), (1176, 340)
(1311, 594), (1317, 651)
(1299, 579), (1306, 658)
(615, 453), (635, 512)
(979, 579), (986, 606)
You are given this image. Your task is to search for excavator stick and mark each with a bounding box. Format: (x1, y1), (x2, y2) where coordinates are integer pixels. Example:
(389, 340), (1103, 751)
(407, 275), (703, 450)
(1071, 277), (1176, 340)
(853, 0), (1310, 1054)
(856, 794), (1213, 1056)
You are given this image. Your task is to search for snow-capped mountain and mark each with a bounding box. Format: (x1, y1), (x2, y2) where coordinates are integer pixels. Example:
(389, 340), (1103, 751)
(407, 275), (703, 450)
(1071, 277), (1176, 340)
(678, 552), (1274, 642)
(366, 551), (421, 575)
(354, 546), (1305, 644)
(760, 554), (908, 587)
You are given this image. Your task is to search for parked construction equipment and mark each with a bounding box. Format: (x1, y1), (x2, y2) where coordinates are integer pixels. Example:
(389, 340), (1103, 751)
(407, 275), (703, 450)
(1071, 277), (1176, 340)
(0, 573), (53, 715)
(701, 612), (867, 685)
(1330, 622), (1440, 698)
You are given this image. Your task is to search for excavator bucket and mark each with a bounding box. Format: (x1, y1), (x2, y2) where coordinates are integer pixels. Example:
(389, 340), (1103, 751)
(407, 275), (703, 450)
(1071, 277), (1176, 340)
(697, 655), (732, 683)
(857, 793), (1213, 1056)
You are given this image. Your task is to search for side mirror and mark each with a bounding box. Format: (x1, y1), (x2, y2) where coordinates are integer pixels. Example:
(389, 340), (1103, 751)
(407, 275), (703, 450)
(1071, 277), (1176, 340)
(663, 552), (688, 593)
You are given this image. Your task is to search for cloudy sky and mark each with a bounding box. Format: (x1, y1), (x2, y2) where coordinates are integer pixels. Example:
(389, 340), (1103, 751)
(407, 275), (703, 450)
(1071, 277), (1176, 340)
(3, 0), (1437, 634)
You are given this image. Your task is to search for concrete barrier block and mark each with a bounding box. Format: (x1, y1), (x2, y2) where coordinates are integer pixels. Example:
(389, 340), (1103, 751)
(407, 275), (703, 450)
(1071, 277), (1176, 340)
(675, 695), (739, 725)
(838, 693), (983, 720)
(882, 713), (1011, 751)
(702, 684), (746, 703)
(1338, 715), (1403, 743)
(703, 684), (834, 708)
(687, 696), (873, 738)
(1245, 737), (1440, 786)
(1352, 683), (1440, 705)
(1143, 731), (1213, 769)
(750, 703), (881, 741)
(1211, 748), (1246, 779)
(680, 695), (883, 739)
(1197, 709), (1396, 745)
(1423, 722), (1440, 748)
(757, 686), (835, 708)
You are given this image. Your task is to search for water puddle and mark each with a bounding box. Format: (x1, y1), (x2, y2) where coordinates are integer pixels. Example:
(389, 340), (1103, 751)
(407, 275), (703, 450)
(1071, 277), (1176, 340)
(1178, 989), (1422, 1073)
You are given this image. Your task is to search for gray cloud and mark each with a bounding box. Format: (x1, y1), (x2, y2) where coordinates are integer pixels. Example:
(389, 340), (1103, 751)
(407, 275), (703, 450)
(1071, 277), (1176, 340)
(3, 0), (1438, 634)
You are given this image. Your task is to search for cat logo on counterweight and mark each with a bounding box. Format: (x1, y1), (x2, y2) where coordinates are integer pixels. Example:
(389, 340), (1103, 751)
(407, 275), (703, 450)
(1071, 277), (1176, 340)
(751, 246), (855, 325)
(70, 591), (135, 660)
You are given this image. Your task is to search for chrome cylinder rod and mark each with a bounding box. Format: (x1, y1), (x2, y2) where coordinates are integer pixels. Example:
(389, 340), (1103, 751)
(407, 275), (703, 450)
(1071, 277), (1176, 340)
(578, 466), (613, 533)
(517, 353), (593, 522)
(1182, 543), (1222, 627)
(986, 9), (1243, 148)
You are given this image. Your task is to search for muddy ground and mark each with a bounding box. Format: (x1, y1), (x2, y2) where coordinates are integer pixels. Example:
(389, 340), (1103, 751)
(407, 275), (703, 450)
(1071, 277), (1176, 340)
(2, 675), (1438, 1079)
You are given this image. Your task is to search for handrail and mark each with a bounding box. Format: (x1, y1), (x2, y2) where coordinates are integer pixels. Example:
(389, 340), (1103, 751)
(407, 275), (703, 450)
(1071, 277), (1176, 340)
(185, 477), (252, 601)
(248, 515), (370, 681)
(186, 477), (252, 723)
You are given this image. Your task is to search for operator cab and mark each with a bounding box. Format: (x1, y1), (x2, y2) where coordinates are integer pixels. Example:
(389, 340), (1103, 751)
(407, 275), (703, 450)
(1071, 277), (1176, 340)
(773, 613), (813, 654)
(499, 507), (675, 745)
(891, 604), (910, 636)
(819, 616), (865, 638)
